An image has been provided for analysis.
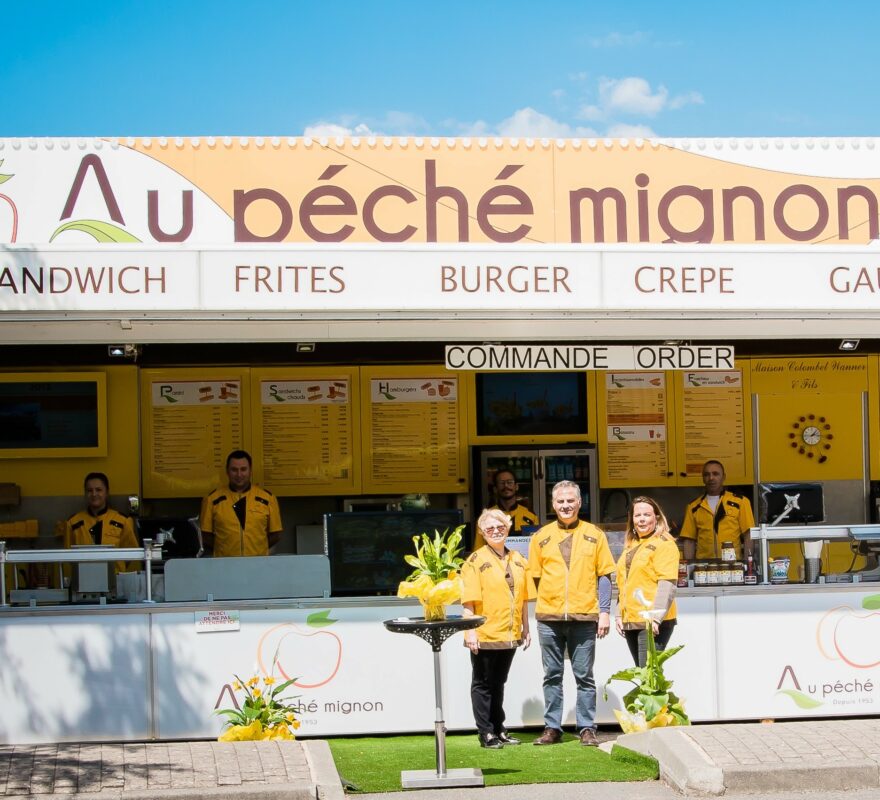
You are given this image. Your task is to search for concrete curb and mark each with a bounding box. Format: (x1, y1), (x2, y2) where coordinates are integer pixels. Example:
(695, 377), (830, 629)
(302, 740), (344, 800)
(722, 760), (880, 794)
(4, 788), (313, 800)
(617, 729), (723, 796)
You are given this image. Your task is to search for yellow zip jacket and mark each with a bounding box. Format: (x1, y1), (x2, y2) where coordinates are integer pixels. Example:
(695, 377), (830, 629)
(679, 490), (755, 559)
(462, 546), (536, 648)
(528, 520), (615, 622)
(473, 503), (539, 548)
(66, 507), (139, 573)
(199, 485), (282, 557)
(616, 531), (679, 629)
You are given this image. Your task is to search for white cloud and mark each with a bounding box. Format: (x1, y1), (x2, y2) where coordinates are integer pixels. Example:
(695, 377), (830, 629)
(303, 111), (430, 138)
(606, 123), (658, 138)
(496, 108), (598, 138)
(587, 31), (649, 48)
(577, 76), (702, 121)
(303, 122), (375, 138)
(601, 77), (668, 117)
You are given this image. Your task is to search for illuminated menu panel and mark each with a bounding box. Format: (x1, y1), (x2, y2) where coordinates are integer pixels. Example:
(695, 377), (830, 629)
(259, 378), (356, 494)
(366, 376), (463, 491)
(145, 379), (243, 496)
(603, 372), (670, 482)
(680, 371), (747, 478)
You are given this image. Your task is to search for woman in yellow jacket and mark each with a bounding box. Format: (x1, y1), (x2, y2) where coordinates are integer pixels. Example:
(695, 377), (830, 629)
(614, 496), (679, 666)
(461, 508), (536, 749)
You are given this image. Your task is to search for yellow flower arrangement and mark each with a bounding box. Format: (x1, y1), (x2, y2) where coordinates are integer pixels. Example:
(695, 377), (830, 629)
(216, 658), (302, 741)
(397, 525), (465, 621)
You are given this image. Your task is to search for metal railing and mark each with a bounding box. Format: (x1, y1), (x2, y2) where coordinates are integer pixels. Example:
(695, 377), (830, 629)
(0, 539), (163, 606)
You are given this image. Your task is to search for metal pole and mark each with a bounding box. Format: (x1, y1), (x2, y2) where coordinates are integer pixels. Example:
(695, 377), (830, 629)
(0, 541), (6, 608)
(433, 648), (446, 778)
(144, 539), (153, 603)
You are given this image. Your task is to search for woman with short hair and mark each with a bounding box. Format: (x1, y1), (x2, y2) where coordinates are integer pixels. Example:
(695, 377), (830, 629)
(461, 508), (535, 749)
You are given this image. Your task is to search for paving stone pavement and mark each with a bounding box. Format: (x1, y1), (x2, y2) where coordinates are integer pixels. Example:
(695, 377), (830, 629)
(618, 718), (880, 795)
(0, 740), (342, 800)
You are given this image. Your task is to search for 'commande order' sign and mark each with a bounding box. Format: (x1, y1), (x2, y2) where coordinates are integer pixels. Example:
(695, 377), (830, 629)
(445, 344), (734, 371)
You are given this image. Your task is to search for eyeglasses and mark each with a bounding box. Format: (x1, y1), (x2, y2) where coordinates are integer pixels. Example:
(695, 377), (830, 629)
(496, 479), (516, 486)
(481, 525), (507, 535)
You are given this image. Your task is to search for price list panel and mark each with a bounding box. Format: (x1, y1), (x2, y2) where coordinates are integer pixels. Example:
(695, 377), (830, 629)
(141, 370), (248, 497)
(253, 370), (360, 495)
(678, 370), (748, 479)
(600, 372), (671, 485)
(362, 369), (468, 493)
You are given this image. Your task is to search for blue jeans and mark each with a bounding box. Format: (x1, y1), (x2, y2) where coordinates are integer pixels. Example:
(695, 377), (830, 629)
(537, 619), (597, 731)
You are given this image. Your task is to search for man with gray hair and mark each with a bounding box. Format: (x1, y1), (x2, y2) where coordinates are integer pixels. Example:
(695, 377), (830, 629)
(527, 480), (615, 746)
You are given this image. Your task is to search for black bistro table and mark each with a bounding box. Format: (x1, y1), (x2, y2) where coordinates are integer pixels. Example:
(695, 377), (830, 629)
(383, 614), (486, 789)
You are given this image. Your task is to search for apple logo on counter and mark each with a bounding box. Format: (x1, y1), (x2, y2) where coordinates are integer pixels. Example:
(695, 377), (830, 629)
(817, 594), (880, 669)
(257, 610), (342, 688)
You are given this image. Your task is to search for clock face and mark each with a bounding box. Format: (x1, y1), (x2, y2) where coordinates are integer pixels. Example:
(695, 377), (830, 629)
(802, 425), (821, 445)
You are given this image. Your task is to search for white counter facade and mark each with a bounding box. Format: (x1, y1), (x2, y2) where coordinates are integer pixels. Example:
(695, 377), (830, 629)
(1, 584), (878, 744)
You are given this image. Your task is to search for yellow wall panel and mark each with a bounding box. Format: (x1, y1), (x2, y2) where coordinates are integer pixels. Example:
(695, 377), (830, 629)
(0, 366), (139, 497)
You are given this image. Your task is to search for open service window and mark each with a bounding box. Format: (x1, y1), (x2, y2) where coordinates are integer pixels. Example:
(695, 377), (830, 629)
(0, 372), (108, 458)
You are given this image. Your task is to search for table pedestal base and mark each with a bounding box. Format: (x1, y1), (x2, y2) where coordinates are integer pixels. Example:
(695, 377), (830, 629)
(401, 768), (484, 789)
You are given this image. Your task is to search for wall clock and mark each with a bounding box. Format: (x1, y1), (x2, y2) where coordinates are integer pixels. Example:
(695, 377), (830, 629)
(789, 414), (832, 463)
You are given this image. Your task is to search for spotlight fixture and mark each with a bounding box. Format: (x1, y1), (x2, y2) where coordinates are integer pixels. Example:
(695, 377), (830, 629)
(296, 343), (316, 354)
(839, 339), (860, 352)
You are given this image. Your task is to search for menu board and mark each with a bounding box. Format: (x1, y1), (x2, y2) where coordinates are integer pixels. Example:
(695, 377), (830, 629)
(254, 371), (359, 495)
(362, 370), (467, 493)
(141, 369), (248, 497)
(679, 370), (747, 478)
(602, 372), (670, 483)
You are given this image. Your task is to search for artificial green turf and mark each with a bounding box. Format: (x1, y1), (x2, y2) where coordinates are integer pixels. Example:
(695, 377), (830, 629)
(327, 730), (659, 793)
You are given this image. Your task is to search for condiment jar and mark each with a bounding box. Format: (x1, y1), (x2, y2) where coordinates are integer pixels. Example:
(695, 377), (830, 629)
(721, 541), (736, 562)
(707, 562), (721, 586)
(732, 561), (744, 584)
(694, 562), (707, 586)
(677, 561), (689, 588)
(720, 561), (732, 585)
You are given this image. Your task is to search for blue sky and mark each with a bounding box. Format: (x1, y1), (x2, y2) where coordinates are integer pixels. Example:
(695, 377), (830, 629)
(2, 1), (878, 139)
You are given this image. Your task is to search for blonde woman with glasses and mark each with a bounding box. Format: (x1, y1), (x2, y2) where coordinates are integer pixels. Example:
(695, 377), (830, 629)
(461, 508), (535, 749)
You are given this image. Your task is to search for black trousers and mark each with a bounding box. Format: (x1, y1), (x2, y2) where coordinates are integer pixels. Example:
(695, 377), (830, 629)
(470, 648), (516, 735)
(624, 620), (676, 667)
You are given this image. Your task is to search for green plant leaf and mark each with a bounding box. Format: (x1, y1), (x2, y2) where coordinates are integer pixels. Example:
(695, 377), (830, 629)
(776, 689), (823, 709)
(862, 594), (880, 610)
(50, 219), (141, 243)
(0, 174), (12, 184)
(307, 609), (337, 628)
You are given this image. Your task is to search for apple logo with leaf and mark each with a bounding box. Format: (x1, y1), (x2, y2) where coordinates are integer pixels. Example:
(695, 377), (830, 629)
(257, 610), (342, 688)
(817, 594), (880, 669)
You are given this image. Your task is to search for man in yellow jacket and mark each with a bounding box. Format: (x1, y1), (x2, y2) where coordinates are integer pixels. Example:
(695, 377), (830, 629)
(199, 450), (283, 557)
(65, 472), (139, 573)
(528, 480), (615, 747)
(474, 469), (539, 549)
(680, 460), (755, 560)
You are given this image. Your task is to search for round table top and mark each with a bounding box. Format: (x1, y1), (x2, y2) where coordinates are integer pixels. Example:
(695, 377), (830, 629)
(383, 614), (486, 650)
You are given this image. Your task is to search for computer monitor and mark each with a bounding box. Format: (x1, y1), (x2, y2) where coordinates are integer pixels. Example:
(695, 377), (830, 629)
(760, 483), (825, 525)
(324, 510), (464, 597)
(135, 517), (202, 559)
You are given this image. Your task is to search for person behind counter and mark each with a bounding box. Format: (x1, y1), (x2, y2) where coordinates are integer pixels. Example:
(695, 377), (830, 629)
(679, 460), (755, 561)
(199, 450), (283, 557)
(473, 469), (539, 549)
(528, 480), (615, 747)
(615, 496), (679, 667)
(65, 472), (139, 572)
(461, 508), (535, 750)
